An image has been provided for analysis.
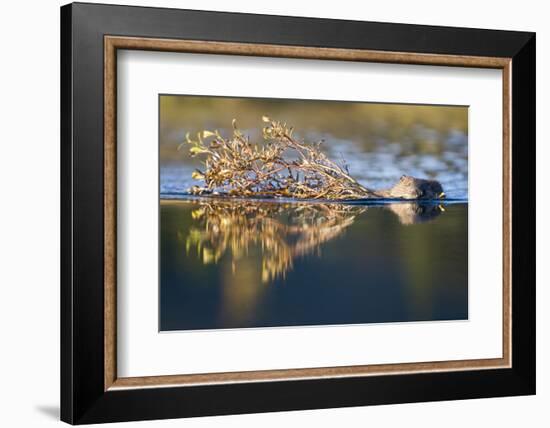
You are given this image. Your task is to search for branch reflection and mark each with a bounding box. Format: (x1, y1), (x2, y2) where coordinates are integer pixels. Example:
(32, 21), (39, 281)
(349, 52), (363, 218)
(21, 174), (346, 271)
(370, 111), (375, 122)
(182, 199), (445, 283)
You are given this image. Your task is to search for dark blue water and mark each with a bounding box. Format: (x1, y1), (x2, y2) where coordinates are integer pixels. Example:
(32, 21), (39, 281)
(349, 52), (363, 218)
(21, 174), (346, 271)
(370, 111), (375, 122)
(160, 199), (468, 331)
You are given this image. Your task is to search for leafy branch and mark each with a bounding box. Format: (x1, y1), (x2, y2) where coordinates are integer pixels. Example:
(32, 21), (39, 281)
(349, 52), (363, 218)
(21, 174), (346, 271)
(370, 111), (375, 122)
(182, 117), (375, 200)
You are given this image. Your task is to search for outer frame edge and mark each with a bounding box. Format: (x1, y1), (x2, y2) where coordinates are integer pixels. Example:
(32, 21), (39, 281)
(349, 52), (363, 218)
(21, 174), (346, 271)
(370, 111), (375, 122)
(60, 3), (75, 425)
(510, 33), (536, 395)
(63, 3), (536, 424)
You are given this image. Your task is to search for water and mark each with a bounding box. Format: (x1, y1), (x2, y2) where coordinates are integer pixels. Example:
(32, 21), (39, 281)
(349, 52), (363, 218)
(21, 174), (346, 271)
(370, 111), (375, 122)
(160, 199), (468, 331)
(160, 132), (468, 201)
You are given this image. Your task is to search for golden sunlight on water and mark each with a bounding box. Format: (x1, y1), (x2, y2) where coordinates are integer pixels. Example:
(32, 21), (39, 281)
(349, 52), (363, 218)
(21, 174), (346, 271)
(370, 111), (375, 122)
(220, 258), (267, 326)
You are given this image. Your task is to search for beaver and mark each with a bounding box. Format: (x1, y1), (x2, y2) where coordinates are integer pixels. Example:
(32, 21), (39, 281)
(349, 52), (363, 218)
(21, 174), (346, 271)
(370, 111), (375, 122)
(189, 174), (445, 201)
(372, 175), (446, 200)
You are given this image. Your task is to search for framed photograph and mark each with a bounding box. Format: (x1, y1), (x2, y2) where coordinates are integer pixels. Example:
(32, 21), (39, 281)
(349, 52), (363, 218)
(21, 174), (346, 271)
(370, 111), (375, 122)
(61, 2), (535, 424)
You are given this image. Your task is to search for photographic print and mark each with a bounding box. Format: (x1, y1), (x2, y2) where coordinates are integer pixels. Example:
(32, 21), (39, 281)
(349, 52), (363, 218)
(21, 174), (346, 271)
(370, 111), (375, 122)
(159, 95), (468, 331)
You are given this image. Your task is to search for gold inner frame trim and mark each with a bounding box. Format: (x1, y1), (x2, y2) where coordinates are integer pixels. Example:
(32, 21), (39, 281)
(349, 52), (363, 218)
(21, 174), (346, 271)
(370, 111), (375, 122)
(104, 35), (512, 391)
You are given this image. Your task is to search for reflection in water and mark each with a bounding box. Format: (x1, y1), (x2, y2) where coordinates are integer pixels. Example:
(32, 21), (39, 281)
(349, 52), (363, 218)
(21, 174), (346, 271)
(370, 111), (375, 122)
(160, 199), (467, 330)
(184, 200), (365, 283)
(181, 199), (445, 284)
(386, 202), (444, 225)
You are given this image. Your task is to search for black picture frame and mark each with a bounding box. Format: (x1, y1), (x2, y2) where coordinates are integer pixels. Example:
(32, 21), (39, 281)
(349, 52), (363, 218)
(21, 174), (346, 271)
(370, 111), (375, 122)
(61, 2), (535, 424)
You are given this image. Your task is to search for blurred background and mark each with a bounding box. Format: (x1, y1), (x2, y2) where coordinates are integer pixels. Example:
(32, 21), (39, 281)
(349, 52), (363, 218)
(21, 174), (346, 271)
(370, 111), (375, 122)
(160, 95), (468, 199)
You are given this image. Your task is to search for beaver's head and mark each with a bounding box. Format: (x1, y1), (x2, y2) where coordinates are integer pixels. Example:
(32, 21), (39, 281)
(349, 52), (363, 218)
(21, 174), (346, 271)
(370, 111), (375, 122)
(388, 175), (445, 200)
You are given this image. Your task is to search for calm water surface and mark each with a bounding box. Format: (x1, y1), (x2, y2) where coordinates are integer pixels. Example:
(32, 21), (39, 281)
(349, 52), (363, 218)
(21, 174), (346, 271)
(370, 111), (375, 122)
(160, 199), (468, 331)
